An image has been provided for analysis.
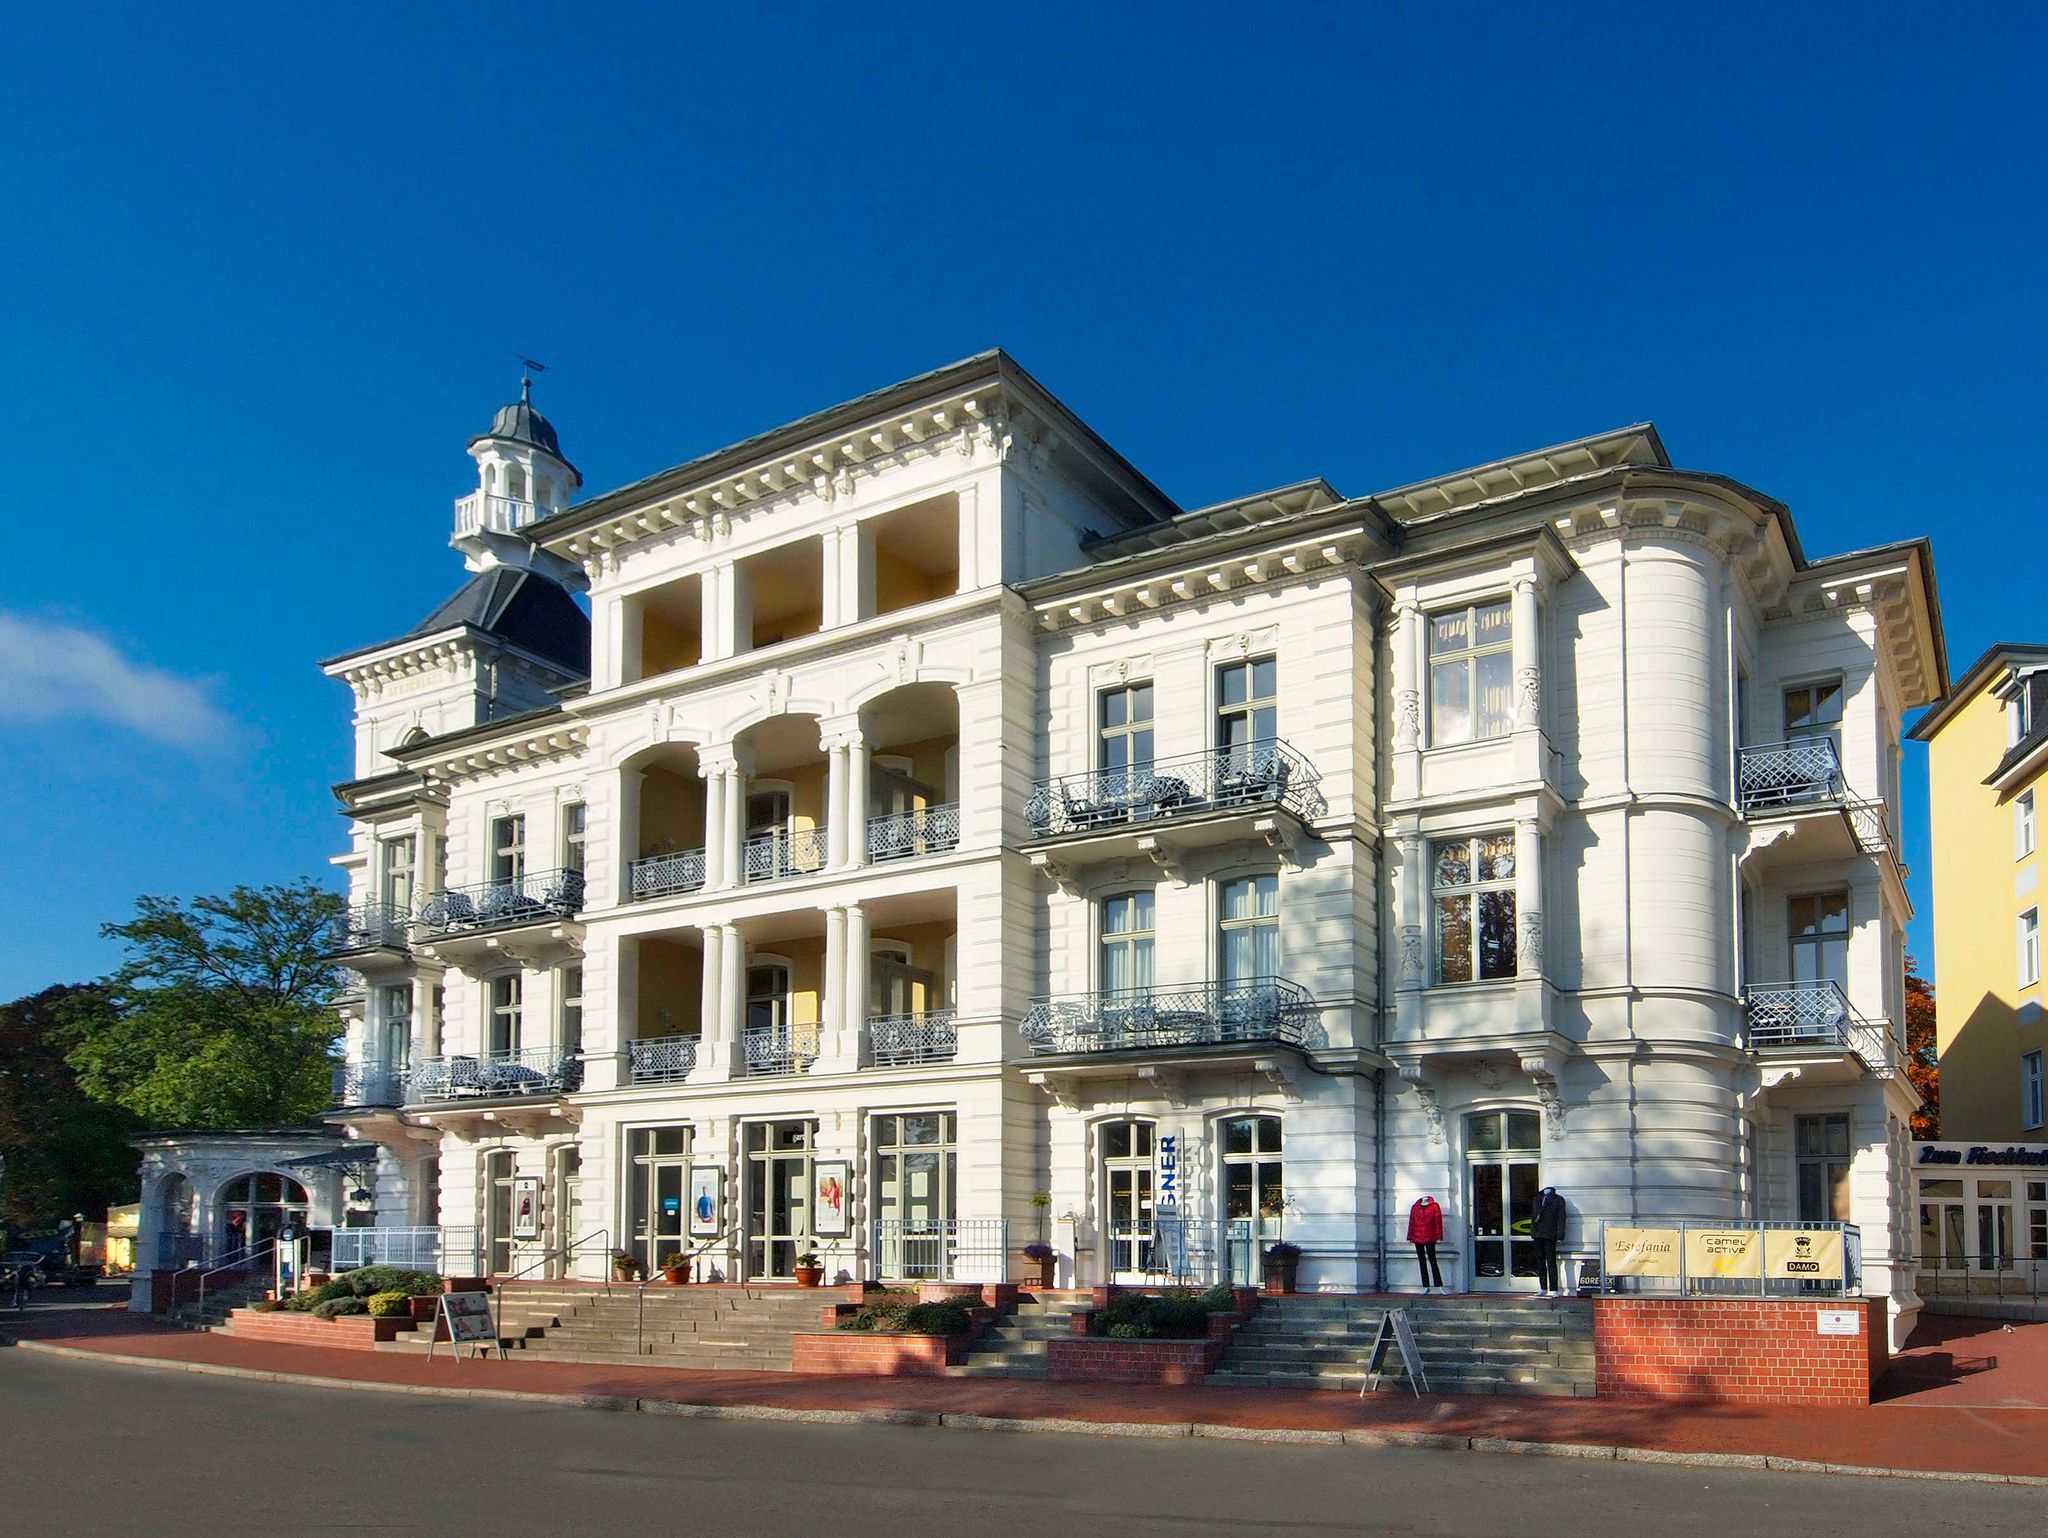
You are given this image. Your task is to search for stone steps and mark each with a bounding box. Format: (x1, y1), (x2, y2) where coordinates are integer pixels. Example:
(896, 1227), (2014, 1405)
(374, 1285), (838, 1368)
(945, 1293), (1086, 1380)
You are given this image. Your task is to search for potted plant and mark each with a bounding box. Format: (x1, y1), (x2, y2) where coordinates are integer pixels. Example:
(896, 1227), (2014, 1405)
(1261, 1241), (1302, 1297)
(793, 1250), (825, 1288)
(1022, 1241), (1056, 1289)
(660, 1249), (691, 1286)
(610, 1249), (642, 1283)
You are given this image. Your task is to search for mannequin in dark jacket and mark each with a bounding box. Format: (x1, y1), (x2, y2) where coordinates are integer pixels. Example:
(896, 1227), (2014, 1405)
(1530, 1187), (1567, 1295)
(1406, 1196), (1445, 1290)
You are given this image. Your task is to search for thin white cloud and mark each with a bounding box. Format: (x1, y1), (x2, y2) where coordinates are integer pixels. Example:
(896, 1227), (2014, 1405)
(0, 611), (237, 750)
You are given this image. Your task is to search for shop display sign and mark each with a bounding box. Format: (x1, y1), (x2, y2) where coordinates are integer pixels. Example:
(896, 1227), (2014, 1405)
(1156, 1129), (1181, 1216)
(812, 1161), (850, 1238)
(1682, 1227), (1762, 1279)
(430, 1291), (505, 1361)
(689, 1166), (722, 1237)
(1764, 1227), (1844, 1281)
(1604, 1225), (1682, 1278)
(511, 1176), (540, 1239)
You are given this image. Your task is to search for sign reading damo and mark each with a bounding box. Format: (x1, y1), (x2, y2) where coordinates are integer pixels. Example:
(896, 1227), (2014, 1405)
(1764, 1228), (1845, 1281)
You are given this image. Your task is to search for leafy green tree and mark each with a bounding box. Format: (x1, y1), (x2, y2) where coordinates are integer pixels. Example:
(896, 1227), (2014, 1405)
(0, 984), (141, 1231)
(62, 882), (345, 1129)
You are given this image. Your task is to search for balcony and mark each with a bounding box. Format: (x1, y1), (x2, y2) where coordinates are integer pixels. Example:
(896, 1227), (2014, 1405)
(330, 1061), (406, 1109)
(453, 492), (544, 539)
(743, 827), (829, 885)
(1744, 980), (1893, 1078)
(745, 1022), (818, 1077)
(628, 1034), (698, 1085)
(1025, 744), (1324, 864)
(414, 869), (585, 937)
(1021, 978), (1326, 1057)
(325, 901), (411, 958)
(406, 1047), (582, 1102)
(866, 804), (960, 862)
(1737, 740), (1898, 872)
(867, 1009), (958, 1067)
(630, 848), (707, 901)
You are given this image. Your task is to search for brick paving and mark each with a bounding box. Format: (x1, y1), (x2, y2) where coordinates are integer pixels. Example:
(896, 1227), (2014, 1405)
(6, 1303), (2047, 1478)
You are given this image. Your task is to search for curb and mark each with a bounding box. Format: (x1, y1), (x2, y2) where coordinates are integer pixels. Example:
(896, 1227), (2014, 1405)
(6, 1333), (2045, 1487)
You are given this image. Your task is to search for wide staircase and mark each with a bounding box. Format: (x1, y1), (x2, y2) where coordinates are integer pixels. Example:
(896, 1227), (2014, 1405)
(946, 1290), (1091, 1378)
(377, 1284), (830, 1370)
(165, 1270), (275, 1331)
(1213, 1294), (1597, 1397)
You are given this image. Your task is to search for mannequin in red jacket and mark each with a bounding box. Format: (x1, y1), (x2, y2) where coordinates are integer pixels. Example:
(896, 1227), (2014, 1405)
(1407, 1196), (1445, 1291)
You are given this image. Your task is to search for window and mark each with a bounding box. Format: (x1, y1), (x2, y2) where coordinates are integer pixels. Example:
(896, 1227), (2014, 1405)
(873, 1112), (958, 1280)
(2025, 1051), (2045, 1132)
(1784, 678), (1844, 744)
(381, 835), (416, 912)
(487, 973), (523, 1055)
(1432, 833), (1517, 983)
(1796, 1113), (1852, 1224)
(1427, 601), (1513, 745)
(746, 964), (790, 1034)
(1098, 891), (1156, 994)
(491, 815), (526, 884)
(1098, 682), (1154, 777)
(2022, 909), (2041, 990)
(558, 965), (583, 1057)
(2014, 688), (2035, 747)
(1218, 874), (1280, 984)
(376, 983), (412, 1068)
(1789, 892), (1851, 991)
(561, 803), (587, 874)
(2019, 791), (2037, 860)
(1216, 657), (1278, 761)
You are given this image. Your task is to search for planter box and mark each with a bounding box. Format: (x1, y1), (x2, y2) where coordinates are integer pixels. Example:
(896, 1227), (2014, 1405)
(1593, 1296), (1888, 1406)
(225, 1308), (414, 1352)
(792, 1331), (972, 1376)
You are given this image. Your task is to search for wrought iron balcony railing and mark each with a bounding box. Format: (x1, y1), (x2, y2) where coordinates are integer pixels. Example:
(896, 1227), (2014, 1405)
(1021, 977), (1326, 1056)
(414, 869), (584, 936)
(1744, 980), (1893, 1075)
(745, 1022), (818, 1076)
(743, 826), (829, 884)
(866, 803), (961, 862)
(867, 1009), (958, 1067)
(1025, 742), (1324, 838)
(453, 492), (545, 538)
(406, 1047), (582, 1102)
(1737, 738), (1844, 812)
(630, 848), (707, 901)
(872, 1217), (1008, 1283)
(629, 1034), (698, 1084)
(331, 1060), (406, 1109)
(327, 901), (412, 954)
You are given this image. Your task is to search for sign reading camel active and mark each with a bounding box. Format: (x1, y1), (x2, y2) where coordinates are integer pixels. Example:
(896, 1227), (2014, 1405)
(1683, 1227), (1763, 1279)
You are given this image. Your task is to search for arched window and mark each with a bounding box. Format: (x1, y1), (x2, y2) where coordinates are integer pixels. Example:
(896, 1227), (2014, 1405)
(218, 1172), (309, 1251)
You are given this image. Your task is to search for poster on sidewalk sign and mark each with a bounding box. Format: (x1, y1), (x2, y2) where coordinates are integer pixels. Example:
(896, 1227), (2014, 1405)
(1603, 1226), (1682, 1278)
(430, 1291), (505, 1360)
(1682, 1227), (1762, 1279)
(1765, 1228), (1845, 1282)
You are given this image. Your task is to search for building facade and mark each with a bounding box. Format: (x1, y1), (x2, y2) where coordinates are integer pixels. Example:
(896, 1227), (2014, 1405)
(1909, 644), (2048, 1141)
(321, 354), (1943, 1346)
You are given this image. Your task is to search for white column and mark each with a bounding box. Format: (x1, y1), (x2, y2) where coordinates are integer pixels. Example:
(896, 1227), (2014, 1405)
(845, 734), (871, 869)
(698, 924), (724, 1043)
(721, 764), (747, 887)
(1512, 575), (1541, 733)
(819, 528), (842, 629)
(822, 905), (851, 1069)
(825, 740), (850, 867)
(700, 566), (725, 663)
(720, 924), (746, 1073)
(699, 758), (727, 889)
(1515, 815), (1544, 979)
(1397, 829), (1426, 990)
(955, 483), (979, 593)
(844, 903), (870, 1055)
(1392, 601), (1421, 753)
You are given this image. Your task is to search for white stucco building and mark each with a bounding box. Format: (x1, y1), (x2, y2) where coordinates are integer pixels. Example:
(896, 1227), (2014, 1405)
(317, 355), (1944, 1346)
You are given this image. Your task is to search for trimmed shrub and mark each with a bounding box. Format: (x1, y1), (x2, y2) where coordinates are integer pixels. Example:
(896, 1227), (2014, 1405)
(283, 1279), (353, 1313)
(337, 1266), (442, 1299)
(248, 1298), (281, 1313)
(1088, 1287), (1219, 1340)
(901, 1300), (973, 1336)
(311, 1296), (371, 1319)
(366, 1290), (411, 1319)
(835, 1296), (974, 1336)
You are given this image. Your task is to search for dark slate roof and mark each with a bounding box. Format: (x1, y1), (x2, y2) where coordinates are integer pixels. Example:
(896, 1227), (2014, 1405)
(406, 568), (590, 677)
(469, 387), (578, 477)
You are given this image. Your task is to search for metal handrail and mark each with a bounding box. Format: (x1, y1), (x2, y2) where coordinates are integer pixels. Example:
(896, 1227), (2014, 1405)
(634, 1229), (737, 1354)
(1916, 1250), (2048, 1302)
(414, 869), (585, 936)
(1744, 981), (1894, 1075)
(1021, 977), (1327, 1055)
(744, 1022), (819, 1076)
(628, 1034), (699, 1084)
(497, 1228), (612, 1295)
(195, 1239), (276, 1319)
(331, 1059), (406, 1108)
(742, 826), (829, 884)
(1025, 740), (1325, 837)
(326, 900), (413, 954)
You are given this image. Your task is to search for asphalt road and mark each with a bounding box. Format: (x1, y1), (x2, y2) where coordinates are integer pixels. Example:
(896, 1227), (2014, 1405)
(0, 1349), (2036, 1537)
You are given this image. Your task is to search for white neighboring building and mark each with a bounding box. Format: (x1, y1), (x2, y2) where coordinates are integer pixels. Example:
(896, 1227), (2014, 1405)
(320, 354), (1943, 1347)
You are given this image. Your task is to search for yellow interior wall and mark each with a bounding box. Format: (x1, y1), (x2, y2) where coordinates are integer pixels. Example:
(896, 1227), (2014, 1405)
(873, 732), (956, 803)
(871, 919), (955, 1012)
(639, 768), (705, 856)
(641, 601), (701, 675)
(760, 936), (827, 1028)
(1926, 683), (2045, 1139)
(636, 939), (701, 1041)
(873, 544), (954, 614)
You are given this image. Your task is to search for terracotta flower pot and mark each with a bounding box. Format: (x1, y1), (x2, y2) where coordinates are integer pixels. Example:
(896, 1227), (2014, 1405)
(662, 1261), (690, 1286)
(793, 1265), (825, 1288)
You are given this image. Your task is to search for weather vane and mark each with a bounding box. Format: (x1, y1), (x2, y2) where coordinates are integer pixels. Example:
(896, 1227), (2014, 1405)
(515, 354), (548, 400)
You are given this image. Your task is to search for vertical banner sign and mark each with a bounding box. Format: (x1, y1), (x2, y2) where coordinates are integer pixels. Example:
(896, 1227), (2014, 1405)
(1156, 1129), (1180, 1217)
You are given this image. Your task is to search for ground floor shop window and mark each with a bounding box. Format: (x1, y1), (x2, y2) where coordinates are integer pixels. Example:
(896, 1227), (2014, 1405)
(1466, 1110), (1542, 1289)
(744, 1120), (816, 1279)
(627, 1126), (691, 1277)
(1796, 1113), (1852, 1223)
(482, 1150), (516, 1275)
(1221, 1114), (1283, 1284)
(219, 1172), (308, 1252)
(873, 1111), (957, 1280)
(1102, 1119), (1156, 1281)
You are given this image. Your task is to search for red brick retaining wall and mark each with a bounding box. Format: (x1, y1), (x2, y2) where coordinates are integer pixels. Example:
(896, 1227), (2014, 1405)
(225, 1309), (411, 1351)
(1045, 1337), (1224, 1385)
(791, 1331), (971, 1376)
(1594, 1296), (1888, 1405)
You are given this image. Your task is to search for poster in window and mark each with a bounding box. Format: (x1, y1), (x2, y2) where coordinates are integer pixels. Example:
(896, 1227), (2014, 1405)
(688, 1166), (723, 1237)
(812, 1161), (851, 1238)
(511, 1176), (541, 1239)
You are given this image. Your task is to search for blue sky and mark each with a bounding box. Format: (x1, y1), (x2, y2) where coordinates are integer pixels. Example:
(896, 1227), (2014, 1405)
(1, 3), (2040, 998)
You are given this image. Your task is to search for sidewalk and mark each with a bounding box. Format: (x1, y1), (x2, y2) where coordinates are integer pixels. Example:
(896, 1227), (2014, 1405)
(5, 1303), (2046, 1483)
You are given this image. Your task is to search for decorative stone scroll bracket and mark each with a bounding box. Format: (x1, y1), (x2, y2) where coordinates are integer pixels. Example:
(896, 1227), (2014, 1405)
(1027, 1072), (1080, 1112)
(1251, 1057), (1302, 1104)
(1029, 852), (1082, 896)
(1399, 1063), (1446, 1145)
(1138, 1065), (1190, 1109)
(1520, 1052), (1566, 1140)
(1136, 835), (1190, 885)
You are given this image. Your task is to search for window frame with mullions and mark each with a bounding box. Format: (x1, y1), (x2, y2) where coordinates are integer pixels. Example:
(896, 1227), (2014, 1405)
(1426, 600), (1515, 747)
(1430, 831), (1518, 985)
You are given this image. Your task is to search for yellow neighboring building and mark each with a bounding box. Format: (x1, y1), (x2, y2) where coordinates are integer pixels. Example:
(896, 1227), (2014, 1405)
(1910, 643), (2048, 1139)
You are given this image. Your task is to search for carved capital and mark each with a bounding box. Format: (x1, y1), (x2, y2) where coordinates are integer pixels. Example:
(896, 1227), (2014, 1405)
(1516, 665), (1541, 730)
(1399, 924), (1426, 990)
(1394, 688), (1421, 750)
(1519, 909), (1543, 977)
